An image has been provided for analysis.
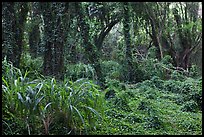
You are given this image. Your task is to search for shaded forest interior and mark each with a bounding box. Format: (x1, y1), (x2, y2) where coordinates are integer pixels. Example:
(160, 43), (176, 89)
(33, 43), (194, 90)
(2, 2), (202, 135)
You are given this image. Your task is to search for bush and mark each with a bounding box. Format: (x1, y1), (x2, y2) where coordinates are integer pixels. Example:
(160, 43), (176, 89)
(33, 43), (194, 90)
(163, 80), (182, 93)
(101, 60), (122, 80)
(20, 53), (43, 74)
(189, 65), (200, 78)
(2, 62), (105, 135)
(137, 101), (151, 111)
(65, 63), (95, 81)
(145, 115), (163, 129)
(180, 100), (199, 112)
(170, 70), (186, 81)
(105, 79), (126, 91)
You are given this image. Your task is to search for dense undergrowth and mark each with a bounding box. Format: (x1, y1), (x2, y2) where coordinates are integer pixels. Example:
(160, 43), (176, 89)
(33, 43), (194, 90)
(2, 56), (202, 135)
(95, 77), (202, 135)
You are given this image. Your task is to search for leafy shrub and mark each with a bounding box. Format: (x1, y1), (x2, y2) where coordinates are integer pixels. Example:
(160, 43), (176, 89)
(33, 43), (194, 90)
(145, 115), (163, 129)
(105, 90), (116, 99)
(101, 60), (122, 80)
(137, 101), (150, 111)
(138, 58), (161, 80)
(161, 55), (173, 65)
(2, 62), (105, 135)
(105, 78), (126, 91)
(181, 78), (202, 111)
(150, 76), (164, 90)
(180, 100), (199, 112)
(188, 65), (200, 78)
(163, 80), (182, 93)
(138, 54), (177, 80)
(145, 89), (158, 100)
(170, 70), (186, 81)
(130, 61), (148, 83)
(147, 46), (157, 58)
(65, 63), (95, 81)
(109, 91), (131, 112)
(20, 53), (43, 74)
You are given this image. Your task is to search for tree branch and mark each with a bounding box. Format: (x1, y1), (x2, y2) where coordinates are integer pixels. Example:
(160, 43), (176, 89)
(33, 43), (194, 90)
(96, 19), (120, 50)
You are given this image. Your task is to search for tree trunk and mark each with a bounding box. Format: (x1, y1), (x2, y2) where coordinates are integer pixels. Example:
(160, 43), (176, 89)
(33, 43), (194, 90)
(41, 3), (66, 79)
(13, 3), (29, 68)
(75, 2), (105, 86)
(43, 41), (53, 76)
(2, 2), (28, 68)
(173, 7), (194, 70)
(123, 2), (133, 82)
(2, 2), (15, 62)
(29, 2), (41, 58)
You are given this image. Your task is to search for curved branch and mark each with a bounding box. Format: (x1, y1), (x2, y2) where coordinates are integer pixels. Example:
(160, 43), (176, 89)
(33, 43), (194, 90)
(96, 19), (120, 50)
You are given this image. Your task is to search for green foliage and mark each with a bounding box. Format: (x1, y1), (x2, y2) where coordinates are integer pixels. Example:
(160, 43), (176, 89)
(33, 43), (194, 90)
(147, 46), (157, 58)
(180, 100), (199, 112)
(97, 76), (202, 135)
(138, 58), (162, 80)
(2, 2), (202, 135)
(170, 70), (186, 80)
(136, 77), (202, 112)
(65, 63), (96, 81)
(101, 60), (122, 80)
(2, 61), (105, 135)
(161, 55), (173, 65)
(188, 65), (200, 78)
(3, 57), (202, 135)
(145, 115), (163, 129)
(44, 78), (105, 135)
(20, 53), (43, 74)
(104, 78), (126, 92)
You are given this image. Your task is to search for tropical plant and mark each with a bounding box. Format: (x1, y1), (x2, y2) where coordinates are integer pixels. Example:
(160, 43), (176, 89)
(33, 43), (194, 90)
(2, 60), (105, 135)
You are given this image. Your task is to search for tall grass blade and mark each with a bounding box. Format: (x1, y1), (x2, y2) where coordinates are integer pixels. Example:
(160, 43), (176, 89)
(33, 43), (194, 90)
(72, 106), (87, 134)
(2, 120), (13, 135)
(33, 96), (44, 111)
(84, 106), (102, 120)
(17, 92), (24, 103)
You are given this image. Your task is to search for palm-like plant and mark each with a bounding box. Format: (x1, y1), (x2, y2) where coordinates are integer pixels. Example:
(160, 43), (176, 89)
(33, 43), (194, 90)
(43, 78), (104, 134)
(2, 59), (105, 135)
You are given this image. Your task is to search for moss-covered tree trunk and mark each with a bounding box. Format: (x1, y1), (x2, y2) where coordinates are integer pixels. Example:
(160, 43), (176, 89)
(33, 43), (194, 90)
(123, 2), (133, 82)
(75, 2), (105, 86)
(2, 2), (28, 68)
(2, 2), (15, 62)
(29, 2), (41, 58)
(41, 3), (66, 79)
(13, 3), (29, 68)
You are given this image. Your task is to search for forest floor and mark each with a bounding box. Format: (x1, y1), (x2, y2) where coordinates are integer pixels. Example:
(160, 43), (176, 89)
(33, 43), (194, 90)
(91, 78), (202, 135)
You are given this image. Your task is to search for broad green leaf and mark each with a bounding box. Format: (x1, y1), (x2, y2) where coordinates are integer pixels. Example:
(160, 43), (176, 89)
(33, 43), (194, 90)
(33, 96), (44, 111)
(72, 105), (87, 133)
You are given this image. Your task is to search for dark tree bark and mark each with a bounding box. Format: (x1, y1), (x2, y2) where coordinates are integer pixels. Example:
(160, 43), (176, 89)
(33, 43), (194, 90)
(41, 3), (66, 80)
(41, 3), (54, 76)
(29, 25), (40, 58)
(29, 2), (41, 58)
(2, 2), (15, 62)
(123, 2), (133, 82)
(144, 2), (169, 60)
(75, 2), (120, 87)
(96, 19), (120, 51)
(53, 15), (65, 80)
(2, 2), (28, 68)
(75, 2), (105, 86)
(13, 3), (29, 68)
